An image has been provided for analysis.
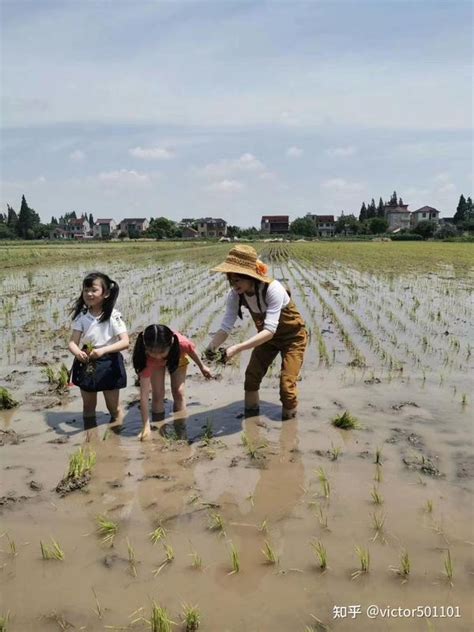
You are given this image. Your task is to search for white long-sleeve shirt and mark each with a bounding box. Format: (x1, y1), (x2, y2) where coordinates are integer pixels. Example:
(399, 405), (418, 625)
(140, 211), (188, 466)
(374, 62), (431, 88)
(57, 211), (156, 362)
(219, 280), (290, 334)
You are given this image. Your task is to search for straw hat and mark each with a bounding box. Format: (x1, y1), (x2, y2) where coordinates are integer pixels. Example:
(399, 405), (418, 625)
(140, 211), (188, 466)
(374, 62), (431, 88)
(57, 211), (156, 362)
(211, 245), (271, 283)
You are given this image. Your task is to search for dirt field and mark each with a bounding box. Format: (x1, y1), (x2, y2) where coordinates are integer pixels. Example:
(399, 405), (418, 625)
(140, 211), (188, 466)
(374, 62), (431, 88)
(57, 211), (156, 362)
(1, 241), (473, 631)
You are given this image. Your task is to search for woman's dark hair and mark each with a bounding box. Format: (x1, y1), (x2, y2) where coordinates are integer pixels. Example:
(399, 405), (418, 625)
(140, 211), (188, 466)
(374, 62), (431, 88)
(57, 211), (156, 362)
(70, 272), (119, 323)
(226, 274), (266, 320)
(132, 324), (181, 375)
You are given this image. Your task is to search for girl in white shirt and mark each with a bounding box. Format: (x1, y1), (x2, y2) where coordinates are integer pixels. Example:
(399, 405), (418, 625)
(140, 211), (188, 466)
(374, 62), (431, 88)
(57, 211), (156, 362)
(68, 272), (129, 427)
(206, 245), (307, 420)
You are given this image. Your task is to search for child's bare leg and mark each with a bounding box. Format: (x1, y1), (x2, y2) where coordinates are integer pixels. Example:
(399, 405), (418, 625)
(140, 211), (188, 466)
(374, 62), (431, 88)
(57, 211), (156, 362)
(151, 368), (166, 419)
(171, 366), (187, 421)
(103, 389), (123, 425)
(81, 390), (97, 423)
(138, 375), (152, 440)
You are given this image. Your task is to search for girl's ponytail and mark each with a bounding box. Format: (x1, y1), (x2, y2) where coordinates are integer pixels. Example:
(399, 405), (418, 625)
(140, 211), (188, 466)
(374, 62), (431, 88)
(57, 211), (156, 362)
(166, 333), (181, 374)
(100, 276), (119, 322)
(132, 332), (147, 374)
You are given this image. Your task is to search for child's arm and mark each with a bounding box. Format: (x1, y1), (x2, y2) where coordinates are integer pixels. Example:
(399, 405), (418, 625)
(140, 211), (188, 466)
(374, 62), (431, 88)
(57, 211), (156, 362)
(138, 375), (152, 440)
(187, 348), (213, 379)
(68, 330), (88, 362)
(89, 333), (129, 359)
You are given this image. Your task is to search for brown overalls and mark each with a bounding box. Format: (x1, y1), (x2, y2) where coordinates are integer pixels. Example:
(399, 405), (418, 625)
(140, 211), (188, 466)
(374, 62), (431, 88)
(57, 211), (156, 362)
(242, 285), (308, 410)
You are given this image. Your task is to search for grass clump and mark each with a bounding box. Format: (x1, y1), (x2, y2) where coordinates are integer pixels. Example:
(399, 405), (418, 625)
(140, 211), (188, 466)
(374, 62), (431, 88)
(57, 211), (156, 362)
(315, 467), (330, 498)
(207, 511), (225, 534)
(149, 524), (168, 544)
(352, 546), (370, 579)
(261, 541), (279, 565)
(40, 538), (65, 561)
(96, 515), (119, 547)
(147, 602), (175, 632)
(182, 603), (200, 631)
(331, 410), (360, 430)
(0, 387), (18, 410)
(67, 447), (96, 479)
(390, 550), (410, 580)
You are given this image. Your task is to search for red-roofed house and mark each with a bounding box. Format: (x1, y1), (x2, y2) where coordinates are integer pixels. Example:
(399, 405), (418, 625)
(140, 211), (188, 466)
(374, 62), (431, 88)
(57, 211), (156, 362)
(261, 215), (289, 234)
(306, 214), (335, 237)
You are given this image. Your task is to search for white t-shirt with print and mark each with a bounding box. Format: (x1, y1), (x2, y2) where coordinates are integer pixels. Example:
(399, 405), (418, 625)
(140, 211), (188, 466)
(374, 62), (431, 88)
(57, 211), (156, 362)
(219, 279), (290, 334)
(72, 308), (127, 348)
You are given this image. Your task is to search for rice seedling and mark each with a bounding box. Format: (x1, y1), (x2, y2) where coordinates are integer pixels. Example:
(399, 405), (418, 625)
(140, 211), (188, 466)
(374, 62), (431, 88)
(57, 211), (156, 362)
(147, 602), (175, 632)
(189, 549), (203, 570)
(67, 446), (96, 479)
(0, 611), (10, 631)
(0, 387), (18, 410)
(182, 603), (200, 631)
(127, 538), (137, 577)
(1, 532), (17, 557)
(202, 418), (214, 444)
(374, 464), (383, 483)
(40, 538), (65, 561)
(207, 511), (225, 534)
(374, 446), (383, 465)
(228, 541), (240, 574)
(310, 539), (327, 571)
(149, 524), (168, 544)
(241, 431), (267, 459)
(153, 542), (175, 576)
(96, 515), (119, 547)
(352, 546), (370, 579)
(304, 613), (330, 631)
(91, 587), (103, 619)
(258, 519), (268, 533)
(371, 486), (384, 505)
(371, 512), (386, 542)
(390, 550), (410, 580)
(331, 410), (360, 430)
(315, 467), (330, 498)
(261, 541), (279, 565)
(444, 549), (454, 585)
(424, 499), (434, 513)
(461, 393), (467, 406)
(329, 443), (342, 461)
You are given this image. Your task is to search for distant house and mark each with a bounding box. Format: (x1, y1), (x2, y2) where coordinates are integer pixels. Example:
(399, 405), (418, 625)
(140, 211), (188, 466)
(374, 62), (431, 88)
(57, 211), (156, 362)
(196, 218), (227, 238)
(411, 206), (440, 227)
(93, 219), (117, 238)
(182, 226), (199, 239)
(119, 218), (149, 237)
(54, 216), (91, 239)
(306, 213), (335, 237)
(384, 202), (411, 232)
(261, 215), (289, 234)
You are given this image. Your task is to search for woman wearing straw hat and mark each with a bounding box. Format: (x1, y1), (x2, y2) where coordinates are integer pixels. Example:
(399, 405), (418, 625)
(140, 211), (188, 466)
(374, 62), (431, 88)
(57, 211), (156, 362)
(206, 245), (308, 420)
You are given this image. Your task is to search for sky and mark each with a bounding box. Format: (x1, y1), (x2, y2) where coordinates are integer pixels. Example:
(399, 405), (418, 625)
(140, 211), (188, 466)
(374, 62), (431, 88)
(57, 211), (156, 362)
(1, 0), (472, 225)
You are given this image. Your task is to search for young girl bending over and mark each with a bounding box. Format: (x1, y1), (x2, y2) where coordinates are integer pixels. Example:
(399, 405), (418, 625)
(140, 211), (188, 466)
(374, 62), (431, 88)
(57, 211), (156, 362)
(69, 272), (129, 427)
(133, 324), (212, 440)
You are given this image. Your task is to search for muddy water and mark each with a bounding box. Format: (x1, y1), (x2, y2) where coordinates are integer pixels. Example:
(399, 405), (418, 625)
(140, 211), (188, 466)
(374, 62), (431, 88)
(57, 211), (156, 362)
(1, 252), (473, 631)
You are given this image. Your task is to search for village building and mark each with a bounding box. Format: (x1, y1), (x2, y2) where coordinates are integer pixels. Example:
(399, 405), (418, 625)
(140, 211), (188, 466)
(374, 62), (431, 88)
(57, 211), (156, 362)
(306, 213), (336, 237)
(384, 202), (411, 232)
(261, 215), (289, 234)
(410, 206), (440, 227)
(196, 217), (227, 238)
(119, 218), (149, 237)
(93, 219), (117, 238)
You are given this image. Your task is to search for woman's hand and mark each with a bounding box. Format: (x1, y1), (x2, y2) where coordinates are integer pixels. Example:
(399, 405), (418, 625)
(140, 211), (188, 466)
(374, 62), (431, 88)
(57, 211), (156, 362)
(75, 350), (89, 363)
(89, 347), (105, 360)
(200, 365), (213, 380)
(225, 344), (241, 360)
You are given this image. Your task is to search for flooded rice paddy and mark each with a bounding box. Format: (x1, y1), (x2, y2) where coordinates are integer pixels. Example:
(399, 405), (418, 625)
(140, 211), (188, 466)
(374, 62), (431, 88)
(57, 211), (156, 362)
(0, 241), (473, 631)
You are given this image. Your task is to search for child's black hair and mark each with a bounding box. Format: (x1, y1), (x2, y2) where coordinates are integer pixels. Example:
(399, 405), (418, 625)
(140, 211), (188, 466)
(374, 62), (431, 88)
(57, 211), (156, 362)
(70, 272), (119, 323)
(132, 324), (181, 375)
(226, 273), (266, 320)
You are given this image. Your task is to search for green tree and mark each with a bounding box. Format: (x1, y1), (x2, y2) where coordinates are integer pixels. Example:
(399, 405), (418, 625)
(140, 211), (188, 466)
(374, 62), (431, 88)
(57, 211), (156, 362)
(88, 213), (94, 226)
(7, 204), (18, 230)
(413, 220), (437, 239)
(435, 223), (458, 239)
(454, 194), (468, 223)
(389, 191), (398, 205)
(289, 216), (318, 237)
(146, 216), (179, 239)
(17, 195), (41, 239)
(377, 197), (385, 218)
(359, 202), (367, 221)
(368, 217), (389, 234)
(335, 213), (360, 235)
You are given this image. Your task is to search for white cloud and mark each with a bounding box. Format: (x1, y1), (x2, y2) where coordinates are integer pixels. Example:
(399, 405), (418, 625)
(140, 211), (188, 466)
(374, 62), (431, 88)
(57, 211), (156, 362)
(129, 146), (174, 160)
(326, 145), (357, 157)
(205, 179), (244, 193)
(433, 172), (451, 183)
(33, 176), (46, 184)
(321, 178), (363, 193)
(98, 169), (153, 186)
(438, 182), (456, 194)
(69, 149), (85, 162)
(259, 171), (277, 181)
(286, 146), (303, 158)
(195, 153), (265, 179)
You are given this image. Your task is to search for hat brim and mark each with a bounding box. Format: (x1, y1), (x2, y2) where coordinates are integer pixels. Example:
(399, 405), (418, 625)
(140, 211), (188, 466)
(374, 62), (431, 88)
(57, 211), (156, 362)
(211, 262), (272, 283)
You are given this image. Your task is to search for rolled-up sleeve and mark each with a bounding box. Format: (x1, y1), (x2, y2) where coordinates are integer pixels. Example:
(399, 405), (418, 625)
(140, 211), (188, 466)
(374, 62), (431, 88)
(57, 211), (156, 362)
(219, 289), (239, 333)
(262, 282), (287, 333)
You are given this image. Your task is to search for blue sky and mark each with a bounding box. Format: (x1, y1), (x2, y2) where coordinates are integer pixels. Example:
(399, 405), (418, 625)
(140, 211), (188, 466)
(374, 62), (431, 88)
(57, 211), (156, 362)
(1, 0), (472, 224)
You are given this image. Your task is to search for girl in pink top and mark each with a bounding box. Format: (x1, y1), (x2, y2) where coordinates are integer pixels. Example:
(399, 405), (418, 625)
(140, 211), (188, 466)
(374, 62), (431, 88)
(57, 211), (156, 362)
(132, 324), (212, 440)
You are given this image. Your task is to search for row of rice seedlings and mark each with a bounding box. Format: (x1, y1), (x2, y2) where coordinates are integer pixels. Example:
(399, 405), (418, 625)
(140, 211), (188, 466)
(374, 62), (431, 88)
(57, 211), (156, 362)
(96, 515), (119, 547)
(40, 538), (65, 561)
